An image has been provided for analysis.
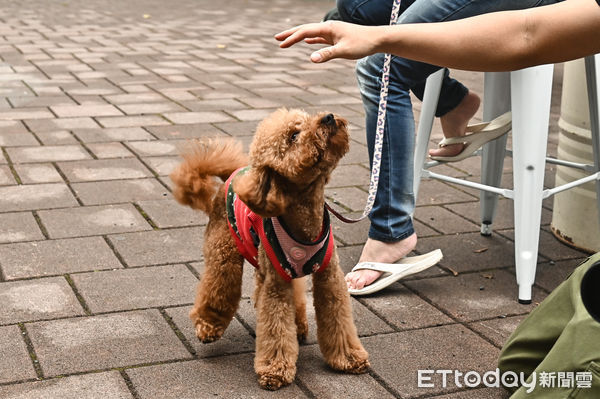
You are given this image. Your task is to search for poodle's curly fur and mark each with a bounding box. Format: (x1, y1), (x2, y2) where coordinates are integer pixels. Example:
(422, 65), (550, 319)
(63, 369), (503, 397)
(170, 108), (369, 390)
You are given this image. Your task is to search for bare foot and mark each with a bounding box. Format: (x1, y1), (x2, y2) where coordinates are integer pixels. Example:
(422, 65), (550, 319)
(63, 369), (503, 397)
(429, 90), (481, 158)
(345, 233), (417, 290)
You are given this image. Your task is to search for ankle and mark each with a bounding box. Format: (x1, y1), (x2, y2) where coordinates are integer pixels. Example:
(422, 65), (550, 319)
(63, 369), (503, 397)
(359, 234), (417, 264)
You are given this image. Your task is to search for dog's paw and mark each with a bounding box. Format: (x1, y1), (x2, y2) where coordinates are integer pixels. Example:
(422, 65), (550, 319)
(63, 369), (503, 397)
(327, 349), (370, 374)
(257, 371), (294, 391)
(194, 319), (225, 343)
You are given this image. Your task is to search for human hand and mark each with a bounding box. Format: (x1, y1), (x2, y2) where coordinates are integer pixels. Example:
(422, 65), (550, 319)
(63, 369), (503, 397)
(275, 21), (380, 63)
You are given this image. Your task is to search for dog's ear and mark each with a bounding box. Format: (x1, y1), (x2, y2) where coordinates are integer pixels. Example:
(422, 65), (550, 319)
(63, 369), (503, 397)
(233, 167), (288, 218)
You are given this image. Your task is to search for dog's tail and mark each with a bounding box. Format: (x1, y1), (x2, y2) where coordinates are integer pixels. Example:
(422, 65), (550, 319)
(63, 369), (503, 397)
(170, 139), (248, 214)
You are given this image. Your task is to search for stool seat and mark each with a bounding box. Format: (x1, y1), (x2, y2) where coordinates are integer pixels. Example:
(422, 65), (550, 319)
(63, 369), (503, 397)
(413, 55), (600, 303)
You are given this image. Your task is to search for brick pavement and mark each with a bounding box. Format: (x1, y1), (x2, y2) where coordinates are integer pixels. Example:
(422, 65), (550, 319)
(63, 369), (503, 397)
(0, 0), (590, 398)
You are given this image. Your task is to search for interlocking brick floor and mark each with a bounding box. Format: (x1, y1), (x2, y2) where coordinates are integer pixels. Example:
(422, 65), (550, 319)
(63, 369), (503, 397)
(0, 0), (590, 398)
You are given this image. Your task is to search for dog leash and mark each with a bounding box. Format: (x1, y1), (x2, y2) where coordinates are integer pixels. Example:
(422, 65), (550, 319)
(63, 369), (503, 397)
(326, 0), (402, 224)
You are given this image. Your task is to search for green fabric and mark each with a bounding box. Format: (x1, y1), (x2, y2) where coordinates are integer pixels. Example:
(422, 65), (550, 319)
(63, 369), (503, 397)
(498, 253), (600, 398)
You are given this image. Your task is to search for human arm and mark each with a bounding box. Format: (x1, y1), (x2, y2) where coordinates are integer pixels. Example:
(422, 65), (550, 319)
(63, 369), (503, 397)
(275, 0), (600, 71)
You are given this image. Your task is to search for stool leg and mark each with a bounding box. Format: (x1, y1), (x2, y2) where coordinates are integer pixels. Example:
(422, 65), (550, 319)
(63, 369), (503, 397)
(413, 69), (444, 204)
(480, 72), (511, 236)
(510, 65), (554, 304)
(584, 55), (600, 231)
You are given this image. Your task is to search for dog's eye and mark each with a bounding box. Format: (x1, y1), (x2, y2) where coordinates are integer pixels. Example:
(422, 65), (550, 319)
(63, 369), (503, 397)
(290, 131), (300, 143)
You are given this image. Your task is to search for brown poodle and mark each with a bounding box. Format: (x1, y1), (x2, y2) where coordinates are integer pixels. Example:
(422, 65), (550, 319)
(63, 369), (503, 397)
(170, 108), (369, 390)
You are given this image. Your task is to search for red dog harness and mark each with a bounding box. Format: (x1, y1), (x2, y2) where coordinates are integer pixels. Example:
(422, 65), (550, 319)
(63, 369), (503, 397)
(225, 167), (334, 282)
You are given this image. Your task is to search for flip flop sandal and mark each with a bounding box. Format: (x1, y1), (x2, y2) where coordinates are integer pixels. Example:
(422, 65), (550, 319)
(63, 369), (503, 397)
(430, 111), (512, 162)
(347, 249), (443, 296)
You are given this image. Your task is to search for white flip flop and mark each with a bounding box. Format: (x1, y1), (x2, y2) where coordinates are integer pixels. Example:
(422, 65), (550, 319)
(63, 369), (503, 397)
(430, 111), (512, 162)
(347, 249), (443, 296)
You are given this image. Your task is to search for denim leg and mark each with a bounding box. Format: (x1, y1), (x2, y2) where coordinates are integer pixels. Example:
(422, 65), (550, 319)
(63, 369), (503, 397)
(351, 0), (563, 242)
(357, 53), (415, 241)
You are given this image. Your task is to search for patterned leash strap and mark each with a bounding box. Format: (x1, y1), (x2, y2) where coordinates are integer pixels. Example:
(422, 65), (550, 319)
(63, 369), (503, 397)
(326, 0), (402, 224)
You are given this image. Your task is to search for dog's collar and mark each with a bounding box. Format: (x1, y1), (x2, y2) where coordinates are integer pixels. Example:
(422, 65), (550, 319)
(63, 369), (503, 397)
(225, 167), (333, 281)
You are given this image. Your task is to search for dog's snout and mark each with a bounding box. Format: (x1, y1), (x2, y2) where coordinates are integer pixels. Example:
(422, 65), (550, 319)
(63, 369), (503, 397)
(321, 113), (335, 126)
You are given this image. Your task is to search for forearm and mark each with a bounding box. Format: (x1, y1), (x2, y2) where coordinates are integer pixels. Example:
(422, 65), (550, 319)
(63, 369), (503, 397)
(374, 0), (600, 71)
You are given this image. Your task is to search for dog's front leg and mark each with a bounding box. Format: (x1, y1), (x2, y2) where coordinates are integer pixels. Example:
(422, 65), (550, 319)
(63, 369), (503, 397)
(254, 259), (298, 390)
(312, 251), (370, 373)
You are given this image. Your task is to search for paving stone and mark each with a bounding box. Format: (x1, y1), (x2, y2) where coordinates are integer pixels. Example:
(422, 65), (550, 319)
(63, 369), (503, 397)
(13, 163), (63, 184)
(0, 325), (36, 383)
(446, 199), (553, 232)
(0, 183), (77, 212)
(469, 315), (526, 348)
(236, 292), (393, 345)
(8, 95), (76, 108)
(27, 310), (191, 376)
(118, 102), (186, 115)
(163, 111), (232, 124)
(534, 258), (585, 292)
(328, 164), (370, 188)
(0, 165), (16, 185)
(405, 270), (544, 322)
(0, 237), (122, 280)
(0, 108), (54, 120)
(126, 356), (308, 399)
(57, 158), (152, 182)
(73, 127), (154, 142)
(417, 232), (519, 273)
(296, 344), (396, 399)
(105, 92), (165, 104)
(228, 109), (273, 122)
(165, 306), (255, 358)
(213, 121), (259, 137)
(50, 104), (123, 118)
(87, 142), (134, 159)
(362, 325), (500, 398)
(430, 387), (509, 398)
(0, 371), (134, 399)
(73, 265), (197, 312)
(72, 179), (170, 205)
(145, 123), (226, 139)
(38, 204), (151, 238)
(6, 145), (91, 163)
(358, 284), (454, 330)
(0, 131), (40, 147)
(136, 199), (207, 228)
(0, 277), (84, 324)
(25, 117), (100, 132)
(417, 180), (478, 205)
(142, 156), (180, 176)
(96, 115), (170, 128)
(35, 130), (79, 145)
(108, 227), (204, 267)
(126, 140), (181, 157)
(415, 206), (480, 234)
(0, 212), (44, 243)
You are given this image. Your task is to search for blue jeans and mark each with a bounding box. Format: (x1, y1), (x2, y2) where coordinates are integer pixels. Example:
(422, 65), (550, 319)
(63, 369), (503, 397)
(337, 0), (563, 242)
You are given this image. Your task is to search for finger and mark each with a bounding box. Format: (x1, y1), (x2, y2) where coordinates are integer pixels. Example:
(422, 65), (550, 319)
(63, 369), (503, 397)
(304, 37), (329, 45)
(310, 45), (337, 63)
(278, 23), (329, 48)
(274, 25), (301, 41)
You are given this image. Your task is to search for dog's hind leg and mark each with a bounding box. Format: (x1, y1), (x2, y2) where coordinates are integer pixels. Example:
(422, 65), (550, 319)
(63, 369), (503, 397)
(189, 220), (244, 344)
(293, 277), (308, 342)
(254, 260), (298, 390)
(312, 251), (370, 373)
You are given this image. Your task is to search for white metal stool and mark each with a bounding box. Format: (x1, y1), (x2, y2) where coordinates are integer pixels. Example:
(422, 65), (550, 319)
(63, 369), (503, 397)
(413, 56), (600, 304)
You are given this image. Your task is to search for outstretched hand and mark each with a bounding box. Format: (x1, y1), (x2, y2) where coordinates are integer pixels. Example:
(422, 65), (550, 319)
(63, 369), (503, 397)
(275, 21), (380, 63)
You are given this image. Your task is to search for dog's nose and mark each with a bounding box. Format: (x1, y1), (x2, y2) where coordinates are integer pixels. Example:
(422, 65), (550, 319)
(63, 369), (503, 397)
(321, 113), (335, 126)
